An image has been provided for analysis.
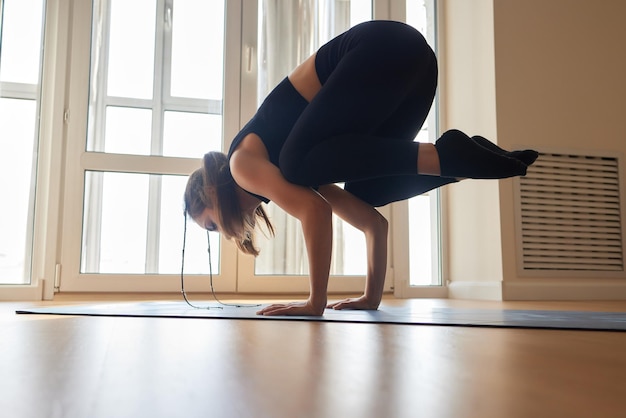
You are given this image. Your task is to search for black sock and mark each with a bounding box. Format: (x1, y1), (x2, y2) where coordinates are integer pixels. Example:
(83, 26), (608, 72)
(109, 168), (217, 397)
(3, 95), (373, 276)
(472, 136), (539, 166)
(434, 130), (528, 179)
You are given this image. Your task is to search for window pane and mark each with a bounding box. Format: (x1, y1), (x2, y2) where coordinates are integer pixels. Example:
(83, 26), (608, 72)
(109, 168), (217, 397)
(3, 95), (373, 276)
(349, 0), (372, 24)
(409, 195), (435, 285)
(106, 0), (156, 99)
(81, 172), (214, 274)
(337, 221), (367, 275)
(0, 98), (38, 284)
(87, 0), (226, 158)
(0, 0), (44, 84)
(81, 0), (226, 282)
(102, 173), (148, 273)
(159, 175), (218, 274)
(406, 0), (429, 38)
(103, 106), (152, 154)
(162, 111), (221, 158)
(170, 0), (224, 100)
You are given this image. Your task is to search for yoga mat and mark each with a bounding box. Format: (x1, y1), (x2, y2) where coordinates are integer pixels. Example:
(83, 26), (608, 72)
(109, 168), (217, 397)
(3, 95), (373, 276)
(15, 301), (626, 331)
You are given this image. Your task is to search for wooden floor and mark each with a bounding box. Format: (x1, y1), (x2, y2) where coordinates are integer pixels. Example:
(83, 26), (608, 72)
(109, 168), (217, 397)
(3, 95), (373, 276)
(2, 296), (626, 418)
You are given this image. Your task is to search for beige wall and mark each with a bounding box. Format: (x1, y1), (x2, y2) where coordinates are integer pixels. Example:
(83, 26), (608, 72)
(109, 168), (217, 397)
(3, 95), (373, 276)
(439, 0), (504, 299)
(441, 0), (626, 299)
(493, 0), (626, 153)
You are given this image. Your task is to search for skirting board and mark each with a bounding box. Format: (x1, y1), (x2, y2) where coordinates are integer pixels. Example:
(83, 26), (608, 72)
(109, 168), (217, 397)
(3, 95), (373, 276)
(448, 280), (626, 301)
(503, 280), (626, 300)
(447, 281), (503, 301)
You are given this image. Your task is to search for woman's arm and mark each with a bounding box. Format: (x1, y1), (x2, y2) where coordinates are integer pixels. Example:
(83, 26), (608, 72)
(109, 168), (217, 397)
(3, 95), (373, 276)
(318, 184), (388, 310)
(230, 143), (333, 316)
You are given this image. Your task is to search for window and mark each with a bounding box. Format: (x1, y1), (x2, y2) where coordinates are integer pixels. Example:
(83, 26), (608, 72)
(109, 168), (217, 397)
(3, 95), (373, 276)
(58, 0), (235, 292)
(238, 0), (441, 295)
(4, 0), (442, 298)
(80, 0), (223, 276)
(62, 0), (385, 294)
(0, 0), (46, 285)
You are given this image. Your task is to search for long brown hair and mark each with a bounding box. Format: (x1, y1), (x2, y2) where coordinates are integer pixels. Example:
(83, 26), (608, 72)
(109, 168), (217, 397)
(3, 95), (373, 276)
(184, 151), (274, 256)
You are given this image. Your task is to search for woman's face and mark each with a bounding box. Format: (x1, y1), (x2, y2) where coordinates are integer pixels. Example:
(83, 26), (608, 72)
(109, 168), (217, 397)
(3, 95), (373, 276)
(194, 207), (220, 233)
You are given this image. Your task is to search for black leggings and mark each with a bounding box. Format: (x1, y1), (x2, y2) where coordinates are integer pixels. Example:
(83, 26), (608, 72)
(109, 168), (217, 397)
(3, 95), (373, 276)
(278, 21), (456, 207)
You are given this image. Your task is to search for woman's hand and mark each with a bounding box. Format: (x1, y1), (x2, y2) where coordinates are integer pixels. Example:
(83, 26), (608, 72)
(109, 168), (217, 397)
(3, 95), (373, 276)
(257, 299), (326, 316)
(327, 295), (380, 311)
(318, 185), (388, 311)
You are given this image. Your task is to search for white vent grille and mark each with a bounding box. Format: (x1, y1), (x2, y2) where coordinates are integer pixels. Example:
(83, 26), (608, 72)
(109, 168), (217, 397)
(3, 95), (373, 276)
(517, 152), (623, 272)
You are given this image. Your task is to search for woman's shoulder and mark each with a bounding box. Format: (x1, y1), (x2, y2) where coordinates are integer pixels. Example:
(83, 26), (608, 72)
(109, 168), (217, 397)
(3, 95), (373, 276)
(227, 122), (255, 159)
(229, 133), (271, 189)
(230, 133), (268, 161)
(229, 133), (272, 204)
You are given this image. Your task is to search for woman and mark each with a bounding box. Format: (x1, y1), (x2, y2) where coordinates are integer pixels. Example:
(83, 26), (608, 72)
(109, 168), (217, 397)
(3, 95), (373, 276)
(184, 20), (537, 316)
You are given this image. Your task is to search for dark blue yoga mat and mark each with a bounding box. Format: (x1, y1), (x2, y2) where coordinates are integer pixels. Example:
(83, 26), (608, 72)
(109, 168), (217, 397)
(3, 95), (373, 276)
(15, 301), (626, 331)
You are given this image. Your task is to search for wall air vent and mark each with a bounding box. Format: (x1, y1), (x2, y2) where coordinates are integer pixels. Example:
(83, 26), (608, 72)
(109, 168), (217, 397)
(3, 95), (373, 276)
(515, 151), (624, 274)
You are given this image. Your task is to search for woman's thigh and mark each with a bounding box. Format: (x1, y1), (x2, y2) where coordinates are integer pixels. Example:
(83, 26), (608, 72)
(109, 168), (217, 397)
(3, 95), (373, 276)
(279, 27), (437, 184)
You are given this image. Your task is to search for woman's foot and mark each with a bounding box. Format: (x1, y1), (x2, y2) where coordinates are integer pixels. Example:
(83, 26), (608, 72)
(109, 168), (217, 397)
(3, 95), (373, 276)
(471, 135), (539, 166)
(434, 129), (528, 179)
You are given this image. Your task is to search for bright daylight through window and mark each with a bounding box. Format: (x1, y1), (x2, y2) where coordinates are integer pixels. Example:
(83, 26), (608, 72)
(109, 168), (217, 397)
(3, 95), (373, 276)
(0, 0), (45, 285)
(81, 0), (223, 274)
(253, 0), (441, 286)
(1, 0), (441, 291)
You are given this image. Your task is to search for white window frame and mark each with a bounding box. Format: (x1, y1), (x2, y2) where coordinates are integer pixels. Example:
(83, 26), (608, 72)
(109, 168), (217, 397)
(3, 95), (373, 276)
(57, 0), (241, 292)
(0, 0), (48, 299)
(3, 0), (447, 300)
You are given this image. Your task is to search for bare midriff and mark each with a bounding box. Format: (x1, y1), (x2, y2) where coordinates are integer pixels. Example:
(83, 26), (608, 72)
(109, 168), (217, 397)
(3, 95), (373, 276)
(288, 53), (322, 103)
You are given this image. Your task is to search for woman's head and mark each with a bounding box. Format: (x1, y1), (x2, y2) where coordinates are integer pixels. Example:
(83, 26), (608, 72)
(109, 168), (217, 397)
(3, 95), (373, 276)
(184, 151), (273, 256)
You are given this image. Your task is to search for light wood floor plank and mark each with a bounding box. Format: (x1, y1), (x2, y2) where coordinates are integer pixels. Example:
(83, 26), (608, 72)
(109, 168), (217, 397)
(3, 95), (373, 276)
(2, 298), (626, 418)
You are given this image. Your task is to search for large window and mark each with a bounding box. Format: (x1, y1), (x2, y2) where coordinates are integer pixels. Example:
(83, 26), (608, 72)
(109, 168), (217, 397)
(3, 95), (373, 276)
(0, 0), (45, 285)
(238, 0), (440, 295)
(2, 0), (442, 298)
(56, 0), (232, 292)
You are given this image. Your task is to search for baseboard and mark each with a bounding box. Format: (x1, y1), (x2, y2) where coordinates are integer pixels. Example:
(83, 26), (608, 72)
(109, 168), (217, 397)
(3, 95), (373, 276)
(447, 281), (503, 301)
(503, 279), (626, 300)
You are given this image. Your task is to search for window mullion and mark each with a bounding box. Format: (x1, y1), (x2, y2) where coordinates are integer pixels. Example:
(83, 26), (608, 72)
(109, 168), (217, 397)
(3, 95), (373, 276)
(152, 0), (167, 158)
(90, 0), (111, 153)
(164, 97), (221, 114)
(0, 0), (4, 48)
(63, 0), (234, 288)
(144, 0), (169, 273)
(145, 175), (162, 274)
(82, 0), (113, 272)
(0, 81), (38, 99)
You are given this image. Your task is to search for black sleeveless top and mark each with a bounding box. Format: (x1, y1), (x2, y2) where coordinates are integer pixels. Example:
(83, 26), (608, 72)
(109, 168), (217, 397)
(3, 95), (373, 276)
(227, 77), (309, 203)
(226, 25), (354, 202)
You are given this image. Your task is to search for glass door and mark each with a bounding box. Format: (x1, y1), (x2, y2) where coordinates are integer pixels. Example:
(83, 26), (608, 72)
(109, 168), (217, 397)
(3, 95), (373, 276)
(393, 0), (446, 298)
(59, 0), (238, 292)
(236, 0), (393, 294)
(53, 0), (443, 298)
